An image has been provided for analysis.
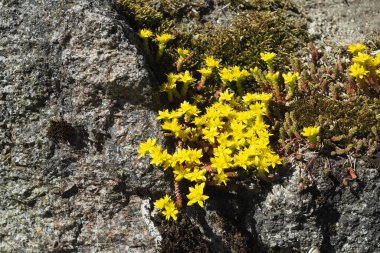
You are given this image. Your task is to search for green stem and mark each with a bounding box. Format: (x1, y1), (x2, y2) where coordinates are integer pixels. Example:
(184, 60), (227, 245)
(309, 136), (317, 146)
(143, 39), (150, 56)
(181, 82), (189, 97)
(167, 90), (173, 102)
(285, 83), (295, 100)
(236, 80), (243, 95)
(176, 57), (184, 72)
(156, 43), (165, 61)
(268, 63), (274, 72)
(172, 89), (180, 99)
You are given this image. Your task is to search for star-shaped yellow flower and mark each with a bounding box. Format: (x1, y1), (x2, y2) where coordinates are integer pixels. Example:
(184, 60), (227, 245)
(186, 183), (209, 207)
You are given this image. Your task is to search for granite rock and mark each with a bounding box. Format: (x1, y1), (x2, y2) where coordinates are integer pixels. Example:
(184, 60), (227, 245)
(1, 0), (379, 252)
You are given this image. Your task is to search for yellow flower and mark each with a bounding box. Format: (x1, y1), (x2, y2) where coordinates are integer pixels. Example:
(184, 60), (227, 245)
(242, 92), (272, 104)
(260, 52), (276, 62)
(213, 171), (229, 186)
(171, 148), (202, 165)
(250, 66), (261, 76)
(265, 153), (282, 168)
(266, 71), (280, 84)
(213, 145), (233, 158)
(173, 165), (190, 181)
(373, 54), (380, 67)
(233, 150), (250, 169)
(231, 66), (250, 81)
(179, 71), (196, 84)
(301, 126), (320, 137)
(219, 67), (235, 83)
(162, 202), (179, 220)
(156, 109), (171, 120)
(205, 56), (220, 69)
(178, 101), (200, 117)
(186, 148), (203, 164)
(161, 119), (182, 135)
(138, 29), (154, 39)
(138, 138), (157, 158)
(219, 90), (234, 102)
(301, 126), (320, 145)
(156, 33), (174, 44)
(202, 127), (219, 143)
(210, 155), (233, 174)
(150, 148), (170, 166)
(282, 72), (300, 85)
(156, 109), (181, 120)
(155, 195), (179, 220)
(376, 69), (380, 75)
(160, 73), (179, 92)
(154, 194), (172, 209)
(348, 63), (369, 79)
(160, 82), (176, 92)
(167, 73), (180, 84)
(184, 168), (207, 182)
(347, 43), (368, 55)
(352, 52), (373, 66)
(186, 183), (209, 207)
(198, 68), (213, 77)
(177, 48), (190, 58)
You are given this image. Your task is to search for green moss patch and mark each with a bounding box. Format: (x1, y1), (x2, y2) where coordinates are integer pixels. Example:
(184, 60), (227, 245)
(290, 96), (380, 154)
(118, 0), (308, 70)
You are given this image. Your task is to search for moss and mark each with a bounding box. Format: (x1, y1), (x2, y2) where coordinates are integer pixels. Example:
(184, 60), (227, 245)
(118, 0), (308, 71)
(290, 96), (380, 154)
(189, 10), (307, 69)
(117, 0), (164, 28)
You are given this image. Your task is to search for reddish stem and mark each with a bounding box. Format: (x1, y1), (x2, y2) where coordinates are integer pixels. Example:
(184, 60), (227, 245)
(174, 180), (182, 207)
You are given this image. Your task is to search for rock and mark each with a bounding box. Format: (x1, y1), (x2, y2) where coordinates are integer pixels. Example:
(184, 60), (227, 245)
(293, 0), (380, 46)
(1, 0), (380, 252)
(251, 154), (380, 252)
(0, 0), (166, 251)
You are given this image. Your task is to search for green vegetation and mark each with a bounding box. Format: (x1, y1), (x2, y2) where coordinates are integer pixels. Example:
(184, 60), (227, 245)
(138, 48), (281, 220)
(134, 24), (379, 220)
(119, 0), (379, 221)
(117, 0), (308, 72)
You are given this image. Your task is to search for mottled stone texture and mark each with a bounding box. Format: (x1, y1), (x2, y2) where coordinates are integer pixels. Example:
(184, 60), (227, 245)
(0, 0), (379, 253)
(0, 0), (165, 252)
(294, 0), (380, 46)
(252, 154), (380, 252)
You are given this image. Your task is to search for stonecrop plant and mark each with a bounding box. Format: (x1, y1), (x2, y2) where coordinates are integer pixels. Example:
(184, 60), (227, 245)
(139, 91), (281, 219)
(137, 28), (379, 220)
(137, 30), (285, 220)
(347, 43), (380, 94)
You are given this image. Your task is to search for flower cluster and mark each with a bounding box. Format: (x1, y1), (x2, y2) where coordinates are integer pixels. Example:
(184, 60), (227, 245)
(139, 90), (281, 219)
(160, 71), (197, 102)
(161, 55), (257, 100)
(154, 195), (179, 220)
(347, 43), (380, 93)
(252, 52), (301, 101)
(137, 28), (174, 61)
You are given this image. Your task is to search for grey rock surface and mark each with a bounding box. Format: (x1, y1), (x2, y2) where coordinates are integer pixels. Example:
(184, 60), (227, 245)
(1, 0), (380, 252)
(294, 0), (380, 47)
(0, 0), (166, 252)
(252, 154), (380, 252)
